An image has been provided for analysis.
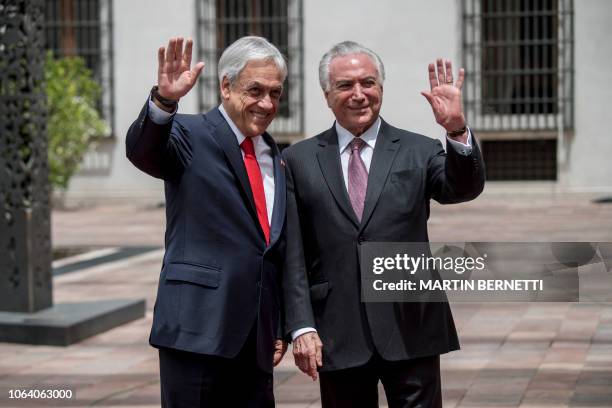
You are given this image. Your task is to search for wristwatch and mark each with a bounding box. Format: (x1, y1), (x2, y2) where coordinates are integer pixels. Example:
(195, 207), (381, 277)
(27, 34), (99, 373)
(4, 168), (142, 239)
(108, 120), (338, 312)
(447, 125), (468, 137)
(151, 85), (178, 109)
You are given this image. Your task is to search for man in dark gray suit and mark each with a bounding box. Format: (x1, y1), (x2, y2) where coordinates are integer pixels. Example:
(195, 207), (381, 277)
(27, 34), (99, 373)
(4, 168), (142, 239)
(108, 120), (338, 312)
(282, 41), (485, 407)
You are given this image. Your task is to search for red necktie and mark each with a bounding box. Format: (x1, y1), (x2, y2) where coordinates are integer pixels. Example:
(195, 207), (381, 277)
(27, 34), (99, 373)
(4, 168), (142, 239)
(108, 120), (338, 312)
(240, 137), (270, 244)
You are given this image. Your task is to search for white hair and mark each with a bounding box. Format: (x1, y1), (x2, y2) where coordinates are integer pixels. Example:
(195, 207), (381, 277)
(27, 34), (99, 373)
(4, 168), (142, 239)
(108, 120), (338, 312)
(318, 41), (385, 91)
(218, 36), (287, 86)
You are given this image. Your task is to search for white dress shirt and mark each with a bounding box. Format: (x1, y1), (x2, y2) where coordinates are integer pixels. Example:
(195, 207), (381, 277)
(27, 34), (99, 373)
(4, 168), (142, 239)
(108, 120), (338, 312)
(291, 118), (473, 341)
(148, 100), (275, 224)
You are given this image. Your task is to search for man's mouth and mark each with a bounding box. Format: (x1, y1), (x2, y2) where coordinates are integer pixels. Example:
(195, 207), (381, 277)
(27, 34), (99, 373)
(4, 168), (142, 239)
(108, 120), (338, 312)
(251, 111), (269, 119)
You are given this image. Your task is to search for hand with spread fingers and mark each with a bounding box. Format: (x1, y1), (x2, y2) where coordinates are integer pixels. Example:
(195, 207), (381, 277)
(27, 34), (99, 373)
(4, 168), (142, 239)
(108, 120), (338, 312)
(157, 37), (205, 102)
(421, 58), (468, 141)
(293, 332), (323, 381)
(273, 339), (288, 367)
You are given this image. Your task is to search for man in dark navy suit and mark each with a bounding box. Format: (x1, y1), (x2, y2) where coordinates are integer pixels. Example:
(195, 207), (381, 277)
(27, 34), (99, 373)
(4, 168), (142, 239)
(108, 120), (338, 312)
(126, 36), (287, 407)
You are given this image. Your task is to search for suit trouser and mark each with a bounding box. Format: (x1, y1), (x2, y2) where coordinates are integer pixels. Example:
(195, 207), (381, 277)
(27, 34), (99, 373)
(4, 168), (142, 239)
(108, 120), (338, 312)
(319, 354), (441, 408)
(158, 325), (274, 408)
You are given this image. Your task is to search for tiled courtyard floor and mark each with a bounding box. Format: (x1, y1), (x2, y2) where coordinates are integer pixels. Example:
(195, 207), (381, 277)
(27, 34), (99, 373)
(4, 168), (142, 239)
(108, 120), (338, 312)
(1, 191), (611, 407)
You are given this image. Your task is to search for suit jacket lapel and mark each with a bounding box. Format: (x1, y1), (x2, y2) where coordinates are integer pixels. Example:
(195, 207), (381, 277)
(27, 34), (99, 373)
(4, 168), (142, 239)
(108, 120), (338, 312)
(359, 120), (400, 232)
(263, 132), (285, 247)
(208, 108), (259, 227)
(316, 127), (360, 228)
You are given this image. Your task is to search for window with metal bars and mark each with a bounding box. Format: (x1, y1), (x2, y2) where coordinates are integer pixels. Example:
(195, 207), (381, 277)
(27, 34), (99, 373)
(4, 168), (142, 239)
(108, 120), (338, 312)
(43, 0), (114, 134)
(196, 0), (303, 137)
(482, 139), (557, 180)
(462, 0), (573, 131)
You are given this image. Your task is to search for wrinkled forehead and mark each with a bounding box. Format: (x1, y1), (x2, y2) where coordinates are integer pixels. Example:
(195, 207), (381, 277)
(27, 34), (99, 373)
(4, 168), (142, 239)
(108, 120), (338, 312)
(237, 58), (285, 84)
(329, 53), (379, 81)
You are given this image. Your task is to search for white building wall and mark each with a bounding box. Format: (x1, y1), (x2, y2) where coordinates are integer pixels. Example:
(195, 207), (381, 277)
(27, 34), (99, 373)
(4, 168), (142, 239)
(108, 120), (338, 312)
(65, 0), (612, 203)
(302, 0), (462, 143)
(566, 0), (612, 190)
(67, 0), (200, 202)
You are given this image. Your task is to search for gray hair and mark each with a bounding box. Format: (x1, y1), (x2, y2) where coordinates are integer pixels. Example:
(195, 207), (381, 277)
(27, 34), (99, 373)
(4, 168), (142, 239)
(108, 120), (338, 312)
(218, 36), (287, 85)
(318, 41), (385, 91)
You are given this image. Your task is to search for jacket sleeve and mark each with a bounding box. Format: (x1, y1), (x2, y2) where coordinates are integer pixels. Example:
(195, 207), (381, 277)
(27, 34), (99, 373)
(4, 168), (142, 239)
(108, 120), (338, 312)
(125, 96), (192, 181)
(281, 154), (317, 339)
(427, 131), (486, 204)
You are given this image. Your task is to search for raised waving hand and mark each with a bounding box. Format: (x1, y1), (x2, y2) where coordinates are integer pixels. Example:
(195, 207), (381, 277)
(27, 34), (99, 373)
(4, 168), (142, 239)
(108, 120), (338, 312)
(157, 37), (205, 101)
(421, 58), (467, 138)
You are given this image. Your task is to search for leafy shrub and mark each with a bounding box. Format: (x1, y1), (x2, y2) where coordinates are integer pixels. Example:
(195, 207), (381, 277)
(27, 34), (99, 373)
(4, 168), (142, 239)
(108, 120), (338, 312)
(45, 52), (109, 190)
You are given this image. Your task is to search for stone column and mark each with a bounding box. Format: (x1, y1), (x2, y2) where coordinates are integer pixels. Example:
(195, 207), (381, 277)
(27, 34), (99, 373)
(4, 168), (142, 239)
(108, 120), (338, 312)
(0, 0), (53, 312)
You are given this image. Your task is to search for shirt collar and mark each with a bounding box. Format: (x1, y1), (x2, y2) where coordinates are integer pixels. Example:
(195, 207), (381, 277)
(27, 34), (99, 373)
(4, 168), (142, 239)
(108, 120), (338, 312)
(336, 117), (381, 154)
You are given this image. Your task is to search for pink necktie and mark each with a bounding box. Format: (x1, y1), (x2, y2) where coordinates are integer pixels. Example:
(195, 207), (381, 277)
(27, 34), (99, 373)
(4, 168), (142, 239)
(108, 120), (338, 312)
(348, 137), (368, 221)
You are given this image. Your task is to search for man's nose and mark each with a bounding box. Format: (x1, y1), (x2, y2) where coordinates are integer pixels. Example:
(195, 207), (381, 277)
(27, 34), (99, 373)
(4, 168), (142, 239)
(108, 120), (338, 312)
(259, 94), (274, 110)
(351, 84), (365, 100)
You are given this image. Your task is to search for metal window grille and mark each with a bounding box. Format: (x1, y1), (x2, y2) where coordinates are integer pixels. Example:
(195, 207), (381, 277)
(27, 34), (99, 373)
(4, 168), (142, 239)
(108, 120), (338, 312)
(482, 139), (557, 180)
(196, 0), (304, 137)
(43, 0), (114, 134)
(462, 0), (573, 131)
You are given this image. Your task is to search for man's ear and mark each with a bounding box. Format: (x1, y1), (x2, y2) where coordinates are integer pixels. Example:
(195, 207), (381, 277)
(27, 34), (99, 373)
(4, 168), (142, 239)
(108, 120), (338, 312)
(324, 90), (331, 108)
(220, 76), (231, 100)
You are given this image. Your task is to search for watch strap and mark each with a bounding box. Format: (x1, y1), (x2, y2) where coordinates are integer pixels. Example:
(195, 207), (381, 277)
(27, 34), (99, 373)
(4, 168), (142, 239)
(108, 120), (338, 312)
(151, 85), (178, 109)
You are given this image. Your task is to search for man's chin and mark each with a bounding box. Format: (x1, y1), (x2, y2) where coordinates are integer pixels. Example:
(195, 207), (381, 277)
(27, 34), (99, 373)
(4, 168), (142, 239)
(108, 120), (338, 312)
(246, 124), (270, 137)
(353, 116), (374, 127)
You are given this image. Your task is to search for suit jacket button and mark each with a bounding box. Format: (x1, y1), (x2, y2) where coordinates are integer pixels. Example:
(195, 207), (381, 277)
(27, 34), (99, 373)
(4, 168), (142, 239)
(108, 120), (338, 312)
(358, 236), (366, 243)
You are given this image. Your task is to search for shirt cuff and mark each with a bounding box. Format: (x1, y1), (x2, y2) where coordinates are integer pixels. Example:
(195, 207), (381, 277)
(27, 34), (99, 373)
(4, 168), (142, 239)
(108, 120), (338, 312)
(446, 128), (473, 156)
(291, 327), (317, 341)
(148, 98), (177, 124)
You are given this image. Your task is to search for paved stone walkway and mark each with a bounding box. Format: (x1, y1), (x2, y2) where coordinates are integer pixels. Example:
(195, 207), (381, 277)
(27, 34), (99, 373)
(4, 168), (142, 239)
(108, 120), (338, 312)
(0, 192), (611, 407)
